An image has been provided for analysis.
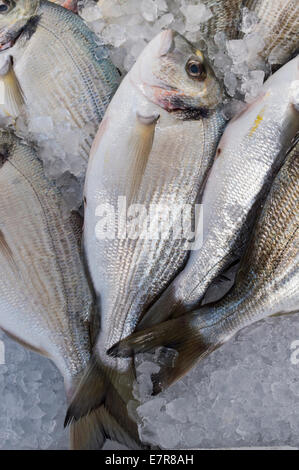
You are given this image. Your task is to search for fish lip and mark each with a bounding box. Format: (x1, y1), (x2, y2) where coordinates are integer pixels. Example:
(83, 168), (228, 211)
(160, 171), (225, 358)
(130, 73), (220, 116)
(0, 25), (24, 52)
(0, 40), (14, 51)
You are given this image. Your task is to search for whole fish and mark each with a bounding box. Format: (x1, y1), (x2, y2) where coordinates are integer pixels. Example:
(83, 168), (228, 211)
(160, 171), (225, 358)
(0, 0), (120, 204)
(243, 0), (299, 67)
(0, 129), (142, 449)
(65, 30), (225, 422)
(138, 55), (299, 330)
(110, 140), (299, 392)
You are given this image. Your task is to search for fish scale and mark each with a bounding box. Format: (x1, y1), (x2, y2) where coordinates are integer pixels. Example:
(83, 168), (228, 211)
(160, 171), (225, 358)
(243, 0), (299, 66)
(199, 0), (244, 39)
(95, 110), (225, 351)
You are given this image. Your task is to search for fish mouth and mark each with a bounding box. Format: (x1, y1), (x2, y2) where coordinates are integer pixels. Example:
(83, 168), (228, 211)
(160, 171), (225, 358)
(0, 6), (40, 53)
(0, 40), (14, 51)
(0, 27), (23, 52)
(150, 84), (211, 118)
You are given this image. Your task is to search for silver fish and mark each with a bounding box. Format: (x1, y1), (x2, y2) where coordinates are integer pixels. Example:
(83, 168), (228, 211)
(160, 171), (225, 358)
(65, 30), (225, 423)
(243, 0), (299, 68)
(138, 55), (299, 330)
(0, 0), (120, 202)
(0, 129), (142, 449)
(111, 140), (299, 392)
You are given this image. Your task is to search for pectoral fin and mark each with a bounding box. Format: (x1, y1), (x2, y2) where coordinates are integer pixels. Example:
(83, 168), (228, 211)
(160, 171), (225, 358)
(270, 310), (299, 318)
(108, 314), (222, 394)
(125, 112), (159, 203)
(0, 229), (18, 274)
(0, 56), (24, 118)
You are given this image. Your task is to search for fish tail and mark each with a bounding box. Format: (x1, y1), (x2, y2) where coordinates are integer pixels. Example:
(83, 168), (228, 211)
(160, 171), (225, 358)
(108, 311), (226, 394)
(65, 356), (145, 450)
(69, 406), (140, 450)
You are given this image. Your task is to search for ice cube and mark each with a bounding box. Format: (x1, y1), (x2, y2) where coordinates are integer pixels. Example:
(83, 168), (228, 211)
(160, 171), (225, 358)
(181, 3), (213, 33)
(241, 7), (259, 34)
(157, 13), (174, 29)
(97, 0), (123, 19)
(156, 0), (168, 13)
(214, 31), (227, 50)
(80, 4), (103, 22)
(156, 423), (181, 448)
(102, 24), (127, 47)
(226, 39), (247, 65)
(141, 0), (158, 22)
(29, 406), (46, 420)
(29, 116), (54, 135)
(224, 71), (238, 97)
(241, 69), (265, 102)
(137, 397), (166, 419)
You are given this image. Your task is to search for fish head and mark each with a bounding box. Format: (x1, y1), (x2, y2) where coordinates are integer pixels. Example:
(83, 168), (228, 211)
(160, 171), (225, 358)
(0, 0), (39, 51)
(130, 30), (222, 116)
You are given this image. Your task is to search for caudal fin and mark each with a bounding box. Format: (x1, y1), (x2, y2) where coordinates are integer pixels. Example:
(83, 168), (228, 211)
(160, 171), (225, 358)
(69, 405), (142, 450)
(65, 356), (146, 449)
(108, 312), (225, 394)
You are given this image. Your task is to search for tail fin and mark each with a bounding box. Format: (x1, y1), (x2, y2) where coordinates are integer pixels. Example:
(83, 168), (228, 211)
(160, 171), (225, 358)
(65, 356), (146, 449)
(108, 312), (225, 394)
(69, 406), (142, 450)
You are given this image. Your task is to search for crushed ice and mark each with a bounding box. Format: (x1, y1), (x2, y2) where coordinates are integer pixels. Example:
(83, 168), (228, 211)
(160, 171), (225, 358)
(130, 316), (299, 449)
(1, 0), (298, 450)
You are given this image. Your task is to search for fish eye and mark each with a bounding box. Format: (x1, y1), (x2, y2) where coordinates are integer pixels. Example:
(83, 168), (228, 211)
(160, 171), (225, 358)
(186, 59), (206, 81)
(0, 1), (12, 14)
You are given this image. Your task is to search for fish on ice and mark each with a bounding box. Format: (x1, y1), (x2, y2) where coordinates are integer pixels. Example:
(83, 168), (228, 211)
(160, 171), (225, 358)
(0, 129), (142, 449)
(66, 29), (225, 423)
(110, 139), (299, 392)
